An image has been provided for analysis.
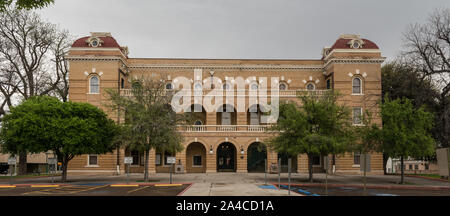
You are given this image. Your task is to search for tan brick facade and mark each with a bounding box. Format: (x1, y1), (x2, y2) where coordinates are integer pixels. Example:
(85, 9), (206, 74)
(66, 33), (385, 175)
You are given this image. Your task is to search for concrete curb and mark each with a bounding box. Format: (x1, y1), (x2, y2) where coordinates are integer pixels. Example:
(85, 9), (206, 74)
(272, 182), (450, 191)
(405, 175), (450, 183)
(177, 183), (194, 196)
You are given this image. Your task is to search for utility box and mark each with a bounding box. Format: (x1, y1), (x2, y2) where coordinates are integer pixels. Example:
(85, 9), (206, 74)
(436, 148), (450, 178)
(175, 159), (184, 174)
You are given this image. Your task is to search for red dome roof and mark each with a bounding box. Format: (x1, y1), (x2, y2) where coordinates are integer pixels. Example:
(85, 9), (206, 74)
(71, 36), (121, 48)
(330, 38), (379, 51)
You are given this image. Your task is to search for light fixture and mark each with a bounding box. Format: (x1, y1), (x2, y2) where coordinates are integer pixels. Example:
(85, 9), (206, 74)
(209, 145), (214, 154)
(240, 146), (245, 155)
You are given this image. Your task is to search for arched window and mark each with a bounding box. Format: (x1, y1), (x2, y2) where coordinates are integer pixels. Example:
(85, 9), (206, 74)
(250, 83), (258, 90)
(352, 77), (362, 94)
(166, 82), (173, 90)
(194, 83), (202, 90)
(223, 83), (231, 90)
(194, 120), (203, 125)
(306, 83), (315, 91)
(90, 76), (99, 94)
(279, 83), (287, 90)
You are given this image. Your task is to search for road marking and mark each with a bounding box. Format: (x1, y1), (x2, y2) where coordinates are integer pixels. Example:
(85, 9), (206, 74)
(0, 185), (16, 188)
(155, 184), (182, 187)
(31, 185), (59, 188)
(111, 184), (139, 187)
(127, 186), (150, 194)
(70, 185), (108, 194)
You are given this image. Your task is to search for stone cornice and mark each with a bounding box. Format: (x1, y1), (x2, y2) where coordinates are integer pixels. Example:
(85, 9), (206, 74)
(129, 64), (324, 70)
(66, 55), (129, 67)
(324, 58), (386, 69)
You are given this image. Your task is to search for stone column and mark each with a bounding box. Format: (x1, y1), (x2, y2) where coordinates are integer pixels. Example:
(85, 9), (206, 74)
(297, 154), (308, 173)
(206, 148), (216, 173)
(146, 149), (156, 174)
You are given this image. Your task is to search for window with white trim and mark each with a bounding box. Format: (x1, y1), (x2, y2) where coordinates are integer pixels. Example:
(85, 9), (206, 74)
(279, 83), (287, 90)
(88, 154), (98, 166)
(306, 83), (315, 91)
(353, 107), (363, 125)
(354, 152), (361, 165)
(352, 77), (362, 94)
(90, 76), (100, 94)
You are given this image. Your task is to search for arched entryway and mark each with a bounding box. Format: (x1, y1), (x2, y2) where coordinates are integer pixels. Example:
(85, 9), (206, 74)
(186, 142), (206, 173)
(247, 142), (267, 173)
(217, 142), (237, 172)
(278, 152), (298, 173)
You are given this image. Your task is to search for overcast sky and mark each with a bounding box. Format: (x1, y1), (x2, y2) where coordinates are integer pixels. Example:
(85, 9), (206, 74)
(38, 0), (450, 61)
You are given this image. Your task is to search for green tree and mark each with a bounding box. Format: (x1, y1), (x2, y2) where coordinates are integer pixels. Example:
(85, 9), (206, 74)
(380, 97), (435, 184)
(106, 77), (186, 182)
(381, 62), (440, 174)
(0, 0), (54, 11)
(352, 111), (382, 192)
(268, 91), (354, 182)
(0, 96), (117, 182)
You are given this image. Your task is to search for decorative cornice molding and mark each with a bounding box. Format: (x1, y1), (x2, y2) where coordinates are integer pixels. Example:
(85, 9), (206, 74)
(324, 58), (386, 69)
(66, 55), (129, 66)
(129, 64), (324, 70)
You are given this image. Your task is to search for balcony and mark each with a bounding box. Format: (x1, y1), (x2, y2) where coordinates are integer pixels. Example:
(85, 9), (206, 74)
(178, 125), (271, 132)
(120, 89), (329, 97)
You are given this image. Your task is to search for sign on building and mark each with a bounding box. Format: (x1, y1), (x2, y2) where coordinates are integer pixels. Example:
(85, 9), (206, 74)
(124, 157), (133, 164)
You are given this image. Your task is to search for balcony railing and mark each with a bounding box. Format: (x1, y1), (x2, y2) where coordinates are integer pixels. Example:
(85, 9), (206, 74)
(120, 89), (329, 97)
(178, 125), (271, 132)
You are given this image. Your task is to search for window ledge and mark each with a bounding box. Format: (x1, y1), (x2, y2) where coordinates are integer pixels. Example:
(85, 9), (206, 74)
(85, 165), (100, 168)
(352, 124), (365, 127)
(352, 164), (361, 168)
(192, 165), (203, 168)
(351, 93), (364, 96)
(86, 93), (100, 95)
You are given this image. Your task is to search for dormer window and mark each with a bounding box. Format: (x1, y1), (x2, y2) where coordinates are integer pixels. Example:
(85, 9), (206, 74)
(86, 37), (103, 48)
(349, 39), (364, 49)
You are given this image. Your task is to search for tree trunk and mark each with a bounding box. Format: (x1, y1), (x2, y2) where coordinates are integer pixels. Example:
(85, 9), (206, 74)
(61, 155), (69, 182)
(400, 156), (404, 184)
(18, 151), (27, 175)
(363, 154), (367, 194)
(383, 153), (388, 175)
(144, 149), (150, 182)
(308, 154), (313, 183)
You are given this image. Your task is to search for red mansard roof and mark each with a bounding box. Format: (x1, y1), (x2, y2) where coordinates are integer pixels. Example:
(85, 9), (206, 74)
(71, 36), (121, 48)
(330, 38), (379, 51)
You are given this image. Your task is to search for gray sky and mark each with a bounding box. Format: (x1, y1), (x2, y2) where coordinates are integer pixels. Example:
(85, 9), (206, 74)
(38, 0), (450, 61)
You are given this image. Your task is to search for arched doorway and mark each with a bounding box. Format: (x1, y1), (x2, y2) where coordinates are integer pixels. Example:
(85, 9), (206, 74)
(217, 142), (237, 172)
(278, 152), (298, 173)
(247, 142), (267, 173)
(186, 142), (206, 173)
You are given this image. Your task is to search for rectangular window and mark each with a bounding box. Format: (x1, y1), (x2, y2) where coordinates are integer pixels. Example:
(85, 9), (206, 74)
(312, 156), (321, 166)
(409, 165), (413, 170)
(414, 165), (418, 170)
(222, 112), (231, 125)
(193, 155), (202, 166)
(326, 79), (331, 89)
(155, 153), (161, 166)
(354, 152), (361, 165)
(353, 107), (362, 125)
(425, 164), (429, 170)
(88, 155), (98, 166)
(131, 151), (139, 165)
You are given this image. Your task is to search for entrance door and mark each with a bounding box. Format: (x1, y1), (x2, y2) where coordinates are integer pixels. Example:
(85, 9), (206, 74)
(247, 142), (267, 172)
(217, 143), (236, 172)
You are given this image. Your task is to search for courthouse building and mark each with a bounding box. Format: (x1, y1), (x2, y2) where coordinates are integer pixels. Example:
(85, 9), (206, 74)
(66, 32), (385, 175)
